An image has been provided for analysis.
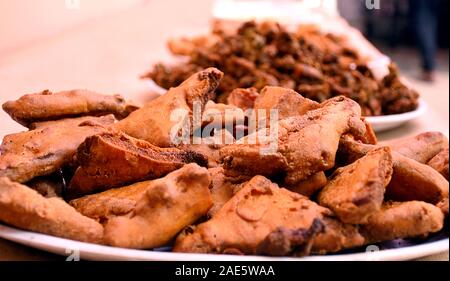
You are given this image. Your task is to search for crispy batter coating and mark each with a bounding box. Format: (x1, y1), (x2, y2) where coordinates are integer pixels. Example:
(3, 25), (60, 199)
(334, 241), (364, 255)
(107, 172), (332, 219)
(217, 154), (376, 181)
(311, 217), (365, 254)
(286, 172), (327, 197)
(115, 68), (223, 147)
(427, 148), (449, 180)
(173, 176), (330, 256)
(103, 164), (212, 249)
(253, 86), (319, 120)
(68, 131), (207, 197)
(221, 96), (368, 185)
(29, 114), (116, 130)
(0, 120), (110, 183)
(207, 167), (241, 217)
(226, 88), (259, 110)
(2, 89), (137, 127)
(384, 131), (449, 163)
(0, 177), (103, 243)
(318, 147), (393, 224)
(338, 136), (449, 204)
(361, 201), (444, 243)
(436, 198), (449, 217)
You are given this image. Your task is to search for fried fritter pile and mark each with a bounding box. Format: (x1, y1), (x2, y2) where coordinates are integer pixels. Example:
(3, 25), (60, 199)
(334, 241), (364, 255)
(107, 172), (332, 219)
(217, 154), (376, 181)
(0, 68), (447, 258)
(145, 21), (419, 116)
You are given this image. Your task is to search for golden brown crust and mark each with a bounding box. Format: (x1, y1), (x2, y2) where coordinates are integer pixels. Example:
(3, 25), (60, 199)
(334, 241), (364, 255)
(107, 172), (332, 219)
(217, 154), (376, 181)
(2, 89), (138, 127)
(0, 177), (103, 243)
(68, 131), (207, 197)
(173, 175), (330, 255)
(0, 121), (110, 183)
(318, 147), (393, 224)
(286, 172), (327, 197)
(427, 148), (449, 180)
(226, 87), (259, 110)
(115, 68), (223, 147)
(362, 201), (444, 243)
(103, 164), (212, 249)
(29, 114), (116, 130)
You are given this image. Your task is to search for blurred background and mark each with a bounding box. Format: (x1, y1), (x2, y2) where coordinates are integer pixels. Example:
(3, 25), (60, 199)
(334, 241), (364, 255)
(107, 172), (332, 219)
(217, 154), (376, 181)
(0, 0), (448, 137)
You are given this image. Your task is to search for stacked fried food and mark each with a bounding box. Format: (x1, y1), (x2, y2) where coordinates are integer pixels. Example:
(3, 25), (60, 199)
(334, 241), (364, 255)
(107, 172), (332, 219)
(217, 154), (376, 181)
(146, 21), (419, 116)
(0, 68), (447, 257)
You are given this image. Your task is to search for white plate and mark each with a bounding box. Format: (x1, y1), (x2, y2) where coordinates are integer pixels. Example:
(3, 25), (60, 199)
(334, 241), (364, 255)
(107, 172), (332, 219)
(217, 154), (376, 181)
(0, 224), (447, 261)
(365, 98), (427, 132)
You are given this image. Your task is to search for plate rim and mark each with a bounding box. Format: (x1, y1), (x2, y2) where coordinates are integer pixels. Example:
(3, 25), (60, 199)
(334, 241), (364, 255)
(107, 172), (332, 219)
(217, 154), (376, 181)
(0, 224), (447, 261)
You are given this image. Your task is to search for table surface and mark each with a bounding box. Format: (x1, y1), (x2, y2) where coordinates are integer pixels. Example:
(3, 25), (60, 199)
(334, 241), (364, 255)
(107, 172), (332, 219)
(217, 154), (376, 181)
(0, 1), (448, 261)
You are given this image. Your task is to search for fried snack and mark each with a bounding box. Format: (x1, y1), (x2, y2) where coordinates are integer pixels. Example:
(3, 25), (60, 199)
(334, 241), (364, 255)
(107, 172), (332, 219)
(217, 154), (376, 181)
(167, 35), (220, 56)
(173, 176), (330, 256)
(286, 172), (327, 197)
(207, 167), (239, 217)
(202, 100), (246, 126)
(318, 147), (392, 224)
(226, 88), (259, 110)
(103, 164), (212, 249)
(338, 137), (449, 204)
(68, 131), (207, 197)
(2, 89), (138, 127)
(384, 131), (449, 163)
(253, 86), (319, 120)
(220, 96), (368, 185)
(29, 114), (116, 130)
(361, 201), (444, 243)
(427, 148), (449, 180)
(70, 181), (148, 222)
(311, 217), (365, 254)
(147, 21), (419, 116)
(115, 68), (223, 147)
(436, 198), (449, 217)
(0, 121), (110, 183)
(0, 177), (103, 243)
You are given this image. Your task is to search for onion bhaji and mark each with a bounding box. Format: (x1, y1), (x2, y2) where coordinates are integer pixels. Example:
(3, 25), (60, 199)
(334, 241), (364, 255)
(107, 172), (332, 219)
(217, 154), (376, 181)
(427, 148), (449, 180)
(145, 21), (419, 116)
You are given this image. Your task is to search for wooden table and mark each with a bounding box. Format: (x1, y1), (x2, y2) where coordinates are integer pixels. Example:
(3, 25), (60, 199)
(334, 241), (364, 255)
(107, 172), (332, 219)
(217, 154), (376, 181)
(0, 0), (448, 260)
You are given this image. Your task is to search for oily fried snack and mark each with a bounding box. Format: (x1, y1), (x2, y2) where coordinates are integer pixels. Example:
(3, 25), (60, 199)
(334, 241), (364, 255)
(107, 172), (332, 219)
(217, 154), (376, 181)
(0, 177), (103, 243)
(0, 120), (110, 183)
(68, 132), (207, 197)
(361, 201), (444, 243)
(173, 176), (330, 256)
(115, 68), (223, 147)
(286, 172), (327, 197)
(220, 96), (369, 185)
(2, 89), (138, 127)
(27, 176), (64, 198)
(29, 114), (116, 130)
(436, 198), (449, 217)
(311, 217), (365, 254)
(427, 148), (449, 180)
(384, 131), (449, 163)
(207, 167), (241, 217)
(338, 137), (449, 204)
(318, 147), (393, 224)
(253, 86), (319, 120)
(226, 87), (259, 110)
(103, 164), (212, 249)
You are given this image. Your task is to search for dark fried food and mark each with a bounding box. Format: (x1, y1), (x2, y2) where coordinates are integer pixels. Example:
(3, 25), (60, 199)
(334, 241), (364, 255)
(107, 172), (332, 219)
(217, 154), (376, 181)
(173, 176), (330, 256)
(27, 175), (64, 198)
(68, 132), (208, 197)
(103, 164), (212, 249)
(427, 148), (449, 180)
(253, 86), (319, 120)
(338, 137), (449, 204)
(0, 177), (103, 243)
(286, 172), (327, 197)
(384, 131), (449, 163)
(2, 89), (138, 127)
(318, 147), (393, 224)
(221, 96), (368, 185)
(146, 21), (419, 116)
(0, 121), (110, 183)
(436, 198), (449, 217)
(361, 201), (444, 243)
(115, 68), (223, 147)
